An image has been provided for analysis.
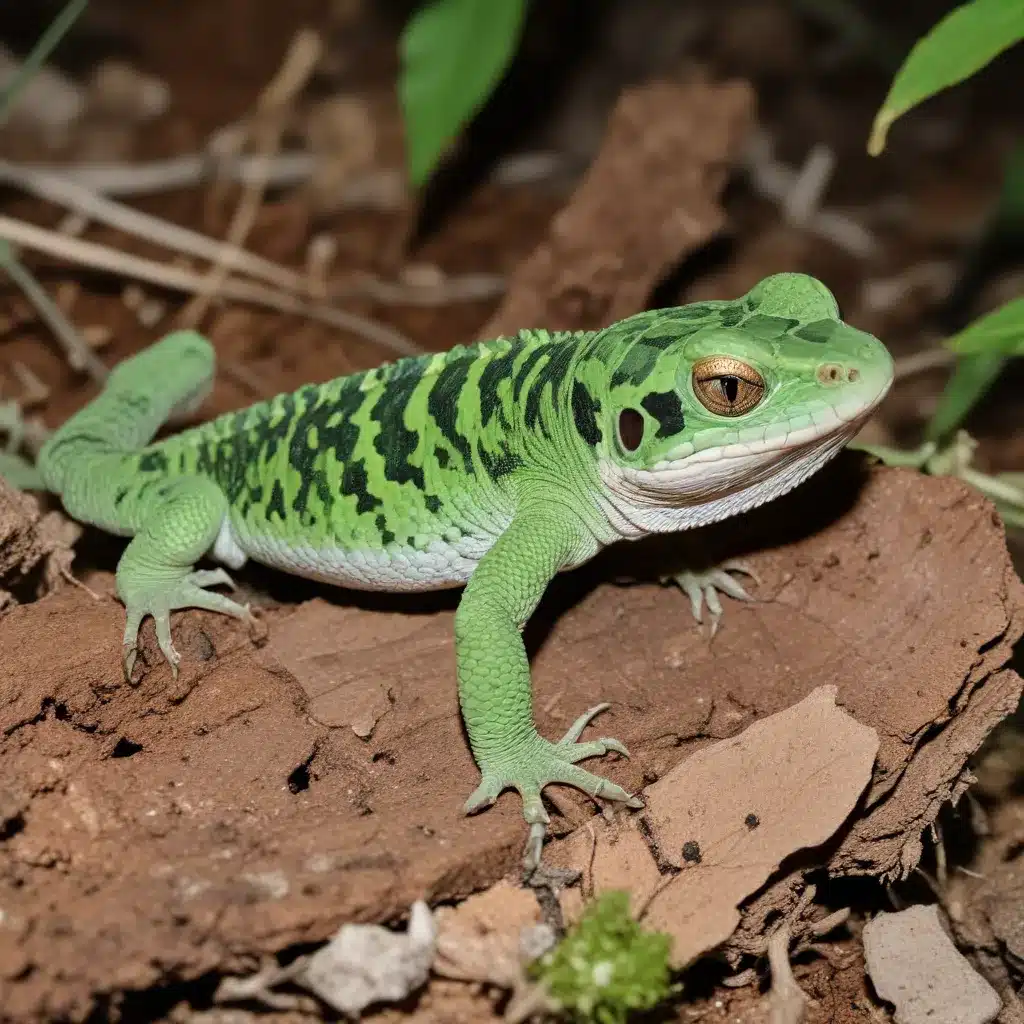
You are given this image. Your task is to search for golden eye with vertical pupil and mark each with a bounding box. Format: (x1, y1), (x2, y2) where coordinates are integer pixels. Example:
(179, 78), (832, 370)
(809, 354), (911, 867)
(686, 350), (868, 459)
(691, 356), (765, 416)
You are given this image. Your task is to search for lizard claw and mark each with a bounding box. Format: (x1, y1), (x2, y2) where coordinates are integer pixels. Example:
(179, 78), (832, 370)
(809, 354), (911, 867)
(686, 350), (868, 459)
(465, 705), (641, 870)
(665, 559), (759, 636)
(117, 569), (252, 681)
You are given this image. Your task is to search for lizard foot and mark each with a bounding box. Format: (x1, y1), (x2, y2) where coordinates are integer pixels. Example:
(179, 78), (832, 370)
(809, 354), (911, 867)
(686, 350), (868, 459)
(120, 567), (256, 682)
(463, 703), (643, 871)
(664, 560), (759, 637)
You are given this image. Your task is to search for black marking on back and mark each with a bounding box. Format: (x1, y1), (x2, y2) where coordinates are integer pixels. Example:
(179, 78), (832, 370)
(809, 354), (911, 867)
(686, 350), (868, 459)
(137, 450), (170, 474)
(571, 380), (602, 445)
(283, 386), (330, 522)
(374, 513), (395, 545)
(198, 400), (295, 507)
(511, 346), (548, 403)
(424, 494), (442, 514)
(433, 445), (450, 470)
(524, 343), (574, 434)
(340, 458), (381, 515)
(266, 480), (287, 522)
(370, 366), (426, 490)
(477, 344), (521, 429)
(641, 390), (686, 438)
(478, 444), (524, 480)
(240, 484), (264, 519)
(427, 352), (476, 474)
(285, 379), (366, 521)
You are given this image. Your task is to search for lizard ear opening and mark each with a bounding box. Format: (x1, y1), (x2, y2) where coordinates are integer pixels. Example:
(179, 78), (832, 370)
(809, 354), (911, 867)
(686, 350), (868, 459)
(618, 409), (645, 452)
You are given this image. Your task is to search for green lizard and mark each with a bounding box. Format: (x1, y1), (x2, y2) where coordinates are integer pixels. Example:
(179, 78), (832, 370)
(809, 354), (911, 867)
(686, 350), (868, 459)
(35, 272), (893, 867)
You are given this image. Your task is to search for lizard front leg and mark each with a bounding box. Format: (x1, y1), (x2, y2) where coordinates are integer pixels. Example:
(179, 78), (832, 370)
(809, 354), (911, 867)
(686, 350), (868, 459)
(116, 475), (255, 680)
(455, 508), (642, 869)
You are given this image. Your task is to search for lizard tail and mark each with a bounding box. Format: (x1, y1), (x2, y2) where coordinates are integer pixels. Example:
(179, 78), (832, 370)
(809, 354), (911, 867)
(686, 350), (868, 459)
(38, 330), (216, 493)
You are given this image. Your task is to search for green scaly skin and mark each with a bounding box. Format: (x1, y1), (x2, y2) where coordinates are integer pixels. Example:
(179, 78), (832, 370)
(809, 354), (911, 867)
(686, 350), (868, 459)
(36, 273), (894, 867)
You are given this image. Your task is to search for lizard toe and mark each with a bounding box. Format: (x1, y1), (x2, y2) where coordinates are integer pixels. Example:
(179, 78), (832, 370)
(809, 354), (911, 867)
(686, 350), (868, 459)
(666, 561), (760, 634)
(117, 570), (251, 679)
(468, 718), (640, 869)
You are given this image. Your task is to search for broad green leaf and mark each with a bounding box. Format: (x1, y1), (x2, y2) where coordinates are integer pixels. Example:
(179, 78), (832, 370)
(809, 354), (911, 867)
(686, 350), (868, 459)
(945, 297), (1024, 355)
(925, 351), (1006, 441)
(868, 0), (1024, 156)
(398, 0), (527, 187)
(0, 0), (88, 126)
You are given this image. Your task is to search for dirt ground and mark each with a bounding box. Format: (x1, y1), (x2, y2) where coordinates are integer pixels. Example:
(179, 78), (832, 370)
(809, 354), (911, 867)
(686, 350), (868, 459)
(1, 1), (1024, 1022)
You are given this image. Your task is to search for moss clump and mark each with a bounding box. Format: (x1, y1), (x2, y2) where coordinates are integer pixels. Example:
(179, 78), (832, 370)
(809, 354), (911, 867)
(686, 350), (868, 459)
(531, 890), (677, 1023)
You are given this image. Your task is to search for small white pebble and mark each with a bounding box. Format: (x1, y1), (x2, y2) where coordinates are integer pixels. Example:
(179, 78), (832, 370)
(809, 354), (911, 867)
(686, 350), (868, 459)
(399, 263), (446, 289)
(121, 284), (145, 310)
(138, 298), (166, 329)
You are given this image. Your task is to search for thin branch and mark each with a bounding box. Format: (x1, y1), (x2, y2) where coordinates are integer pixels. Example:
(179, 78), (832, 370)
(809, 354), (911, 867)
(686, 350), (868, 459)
(893, 347), (956, 380)
(0, 239), (107, 380)
(181, 28), (322, 327)
(0, 158), (308, 296)
(5, 155), (410, 211)
(0, 214), (423, 357)
(334, 269), (506, 306)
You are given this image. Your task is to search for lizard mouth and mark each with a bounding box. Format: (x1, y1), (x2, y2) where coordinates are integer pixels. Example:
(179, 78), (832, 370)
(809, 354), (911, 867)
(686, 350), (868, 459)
(603, 372), (892, 518)
(651, 367), (893, 475)
(652, 401), (862, 473)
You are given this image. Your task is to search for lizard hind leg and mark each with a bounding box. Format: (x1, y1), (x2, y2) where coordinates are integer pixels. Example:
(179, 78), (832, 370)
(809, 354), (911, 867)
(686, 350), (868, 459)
(117, 475), (254, 681)
(105, 330), (216, 421)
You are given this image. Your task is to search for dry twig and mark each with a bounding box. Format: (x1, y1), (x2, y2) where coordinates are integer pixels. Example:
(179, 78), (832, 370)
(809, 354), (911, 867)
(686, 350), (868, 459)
(0, 159), (308, 296)
(180, 28), (322, 327)
(0, 215), (422, 357)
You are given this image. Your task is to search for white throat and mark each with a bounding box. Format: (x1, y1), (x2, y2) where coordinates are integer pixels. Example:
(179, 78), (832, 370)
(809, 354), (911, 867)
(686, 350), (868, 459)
(595, 422), (860, 538)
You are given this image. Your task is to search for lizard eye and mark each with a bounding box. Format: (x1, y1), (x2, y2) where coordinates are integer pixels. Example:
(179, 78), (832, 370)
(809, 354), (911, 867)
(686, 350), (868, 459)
(618, 408), (645, 451)
(692, 356), (765, 417)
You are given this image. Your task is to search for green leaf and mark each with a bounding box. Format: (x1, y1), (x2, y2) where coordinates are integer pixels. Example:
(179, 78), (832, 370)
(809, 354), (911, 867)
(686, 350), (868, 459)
(868, 0), (1024, 156)
(945, 297), (1024, 356)
(924, 351), (1006, 441)
(398, 0), (527, 187)
(0, 0), (88, 126)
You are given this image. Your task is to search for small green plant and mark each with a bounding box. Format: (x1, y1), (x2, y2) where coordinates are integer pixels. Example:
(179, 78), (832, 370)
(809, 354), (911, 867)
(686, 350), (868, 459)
(398, 0), (528, 187)
(531, 890), (677, 1024)
(868, 0), (1024, 444)
(862, 0), (1024, 522)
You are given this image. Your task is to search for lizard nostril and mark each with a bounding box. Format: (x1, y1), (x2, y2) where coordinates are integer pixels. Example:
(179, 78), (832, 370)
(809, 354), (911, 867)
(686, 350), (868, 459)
(817, 363), (843, 384)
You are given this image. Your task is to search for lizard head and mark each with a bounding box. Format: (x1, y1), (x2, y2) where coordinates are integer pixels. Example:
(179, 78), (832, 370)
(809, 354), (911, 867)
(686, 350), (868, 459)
(581, 272), (894, 533)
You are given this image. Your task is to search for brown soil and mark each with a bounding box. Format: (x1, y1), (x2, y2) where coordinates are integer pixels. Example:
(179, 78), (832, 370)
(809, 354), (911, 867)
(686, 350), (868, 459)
(0, 458), (1020, 1020)
(1, 1), (1023, 1021)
